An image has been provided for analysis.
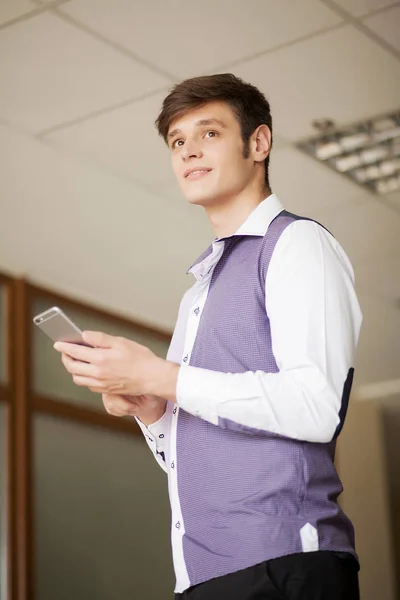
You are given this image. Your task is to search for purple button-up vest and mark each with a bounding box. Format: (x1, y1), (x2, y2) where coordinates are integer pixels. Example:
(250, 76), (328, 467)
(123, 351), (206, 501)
(176, 211), (357, 587)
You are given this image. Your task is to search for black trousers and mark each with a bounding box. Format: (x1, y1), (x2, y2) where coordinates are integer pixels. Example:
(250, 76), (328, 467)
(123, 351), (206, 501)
(175, 552), (359, 600)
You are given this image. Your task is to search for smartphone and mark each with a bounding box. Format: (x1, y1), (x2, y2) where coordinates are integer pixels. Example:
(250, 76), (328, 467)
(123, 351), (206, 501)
(33, 306), (89, 345)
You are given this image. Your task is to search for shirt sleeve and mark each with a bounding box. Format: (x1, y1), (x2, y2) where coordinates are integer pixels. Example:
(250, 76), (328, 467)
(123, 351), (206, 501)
(135, 286), (193, 470)
(176, 220), (363, 443)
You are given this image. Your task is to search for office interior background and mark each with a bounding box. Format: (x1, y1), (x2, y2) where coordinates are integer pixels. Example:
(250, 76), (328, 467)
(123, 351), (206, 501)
(0, 0), (400, 598)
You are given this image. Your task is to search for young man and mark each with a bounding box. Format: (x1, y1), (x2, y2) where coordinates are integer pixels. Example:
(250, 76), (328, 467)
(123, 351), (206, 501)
(55, 74), (362, 600)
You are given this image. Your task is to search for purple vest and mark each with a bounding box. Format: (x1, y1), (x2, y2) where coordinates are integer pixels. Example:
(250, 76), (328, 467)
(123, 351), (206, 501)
(176, 212), (357, 587)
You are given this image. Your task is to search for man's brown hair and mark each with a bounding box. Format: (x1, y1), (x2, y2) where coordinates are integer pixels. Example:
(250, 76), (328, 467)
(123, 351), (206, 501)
(155, 73), (273, 188)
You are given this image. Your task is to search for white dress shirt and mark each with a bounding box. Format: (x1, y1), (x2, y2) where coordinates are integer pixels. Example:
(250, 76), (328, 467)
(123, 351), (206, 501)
(136, 193), (362, 592)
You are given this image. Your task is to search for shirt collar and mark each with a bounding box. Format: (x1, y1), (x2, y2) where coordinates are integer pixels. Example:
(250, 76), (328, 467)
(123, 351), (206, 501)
(188, 193), (284, 275)
(232, 193), (284, 238)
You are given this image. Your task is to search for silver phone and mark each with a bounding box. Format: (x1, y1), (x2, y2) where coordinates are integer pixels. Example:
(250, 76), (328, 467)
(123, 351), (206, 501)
(33, 306), (88, 345)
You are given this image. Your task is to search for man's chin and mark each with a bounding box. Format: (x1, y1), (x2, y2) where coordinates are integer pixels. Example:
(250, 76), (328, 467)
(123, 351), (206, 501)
(184, 192), (217, 207)
(186, 196), (207, 207)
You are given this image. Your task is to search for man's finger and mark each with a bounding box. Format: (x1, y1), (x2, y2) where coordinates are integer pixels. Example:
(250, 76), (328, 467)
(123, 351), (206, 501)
(54, 342), (96, 362)
(72, 375), (105, 389)
(61, 353), (99, 378)
(82, 330), (115, 349)
(102, 395), (140, 416)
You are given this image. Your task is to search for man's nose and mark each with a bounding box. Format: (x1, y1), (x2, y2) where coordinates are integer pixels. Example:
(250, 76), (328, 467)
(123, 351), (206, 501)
(181, 140), (202, 161)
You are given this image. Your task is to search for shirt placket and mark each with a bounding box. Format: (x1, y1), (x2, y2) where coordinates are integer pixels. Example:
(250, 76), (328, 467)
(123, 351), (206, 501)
(169, 241), (224, 592)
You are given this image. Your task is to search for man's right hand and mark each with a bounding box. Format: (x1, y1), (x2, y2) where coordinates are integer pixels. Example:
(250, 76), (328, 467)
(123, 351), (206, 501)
(102, 393), (167, 426)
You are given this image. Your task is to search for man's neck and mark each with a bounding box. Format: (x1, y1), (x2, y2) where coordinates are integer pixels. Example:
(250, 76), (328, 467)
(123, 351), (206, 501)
(206, 187), (272, 239)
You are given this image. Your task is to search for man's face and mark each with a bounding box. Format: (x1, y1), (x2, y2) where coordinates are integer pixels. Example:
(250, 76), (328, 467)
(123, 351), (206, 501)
(168, 101), (255, 207)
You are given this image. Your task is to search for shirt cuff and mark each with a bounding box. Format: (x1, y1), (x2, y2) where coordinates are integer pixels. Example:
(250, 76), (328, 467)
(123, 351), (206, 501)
(148, 410), (169, 439)
(135, 410), (169, 450)
(176, 366), (220, 425)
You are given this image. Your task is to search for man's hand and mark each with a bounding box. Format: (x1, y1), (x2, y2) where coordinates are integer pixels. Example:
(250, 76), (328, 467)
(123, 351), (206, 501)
(53, 331), (179, 402)
(102, 393), (167, 425)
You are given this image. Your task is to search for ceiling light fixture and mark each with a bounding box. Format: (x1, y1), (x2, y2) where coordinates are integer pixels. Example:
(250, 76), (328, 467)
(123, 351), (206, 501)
(297, 110), (400, 195)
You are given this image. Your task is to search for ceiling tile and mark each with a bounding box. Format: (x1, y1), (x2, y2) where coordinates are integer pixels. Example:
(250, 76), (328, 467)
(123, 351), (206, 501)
(0, 0), (36, 25)
(45, 91), (173, 188)
(363, 5), (400, 52)
(0, 12), (170, 133)
(61, 0), (342, 79)
(318, 198), (400, 264)
(270, 147), (362, 216)
(330, 0), (399, 17)
(45, 105), (364, 214)
(232, 25), (400, 141)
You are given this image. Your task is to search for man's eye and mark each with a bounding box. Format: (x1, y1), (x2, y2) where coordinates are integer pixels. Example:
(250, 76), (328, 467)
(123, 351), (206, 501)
(172, 139), (184, 149)
(205, 131), (218, 138)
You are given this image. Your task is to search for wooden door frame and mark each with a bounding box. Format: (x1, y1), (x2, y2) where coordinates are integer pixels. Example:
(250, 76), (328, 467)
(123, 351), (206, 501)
(5, 275), (172, 600)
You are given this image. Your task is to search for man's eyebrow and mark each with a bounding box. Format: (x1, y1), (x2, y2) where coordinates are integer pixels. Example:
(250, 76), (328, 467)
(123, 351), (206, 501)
(167, 118), (227, 140)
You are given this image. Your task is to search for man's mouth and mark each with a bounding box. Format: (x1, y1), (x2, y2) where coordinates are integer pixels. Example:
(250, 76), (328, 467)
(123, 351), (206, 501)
(184, 168), (212, 179)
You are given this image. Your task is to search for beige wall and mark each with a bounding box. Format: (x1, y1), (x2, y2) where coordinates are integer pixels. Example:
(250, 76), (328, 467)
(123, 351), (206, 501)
(337, 399), (396, 600)
(381, 397), (400, 598)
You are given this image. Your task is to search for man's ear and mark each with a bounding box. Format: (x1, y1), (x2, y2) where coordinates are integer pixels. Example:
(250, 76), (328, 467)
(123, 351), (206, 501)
(250, 124), (271, 164)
